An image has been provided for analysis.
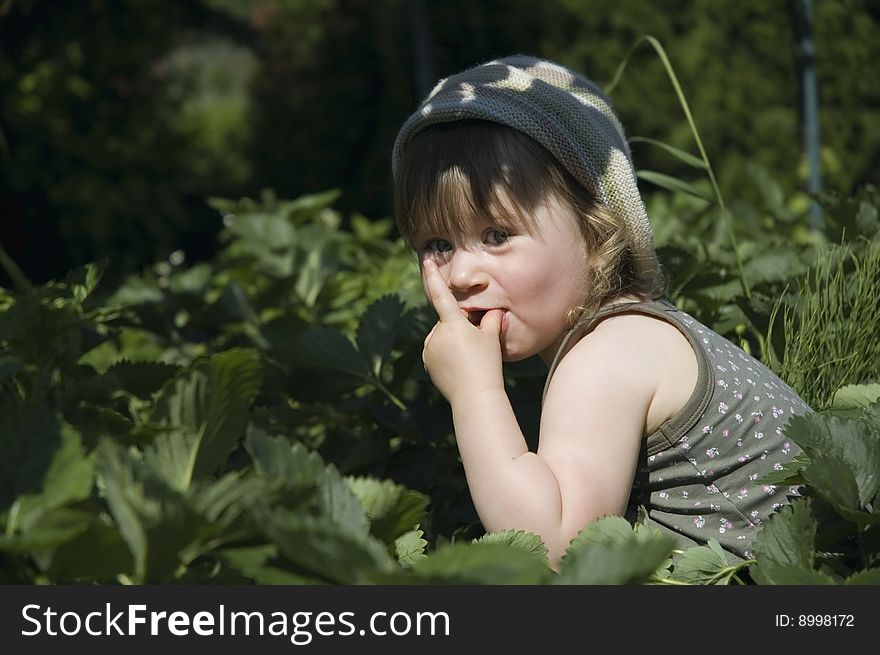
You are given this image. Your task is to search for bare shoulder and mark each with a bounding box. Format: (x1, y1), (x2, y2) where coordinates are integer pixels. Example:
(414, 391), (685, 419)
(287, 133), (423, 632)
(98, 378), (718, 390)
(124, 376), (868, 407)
(547, 311), (699, 436)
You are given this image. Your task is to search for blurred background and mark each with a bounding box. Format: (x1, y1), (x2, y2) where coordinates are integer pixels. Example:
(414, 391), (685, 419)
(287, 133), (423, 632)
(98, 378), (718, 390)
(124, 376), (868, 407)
(1, 0), (878, 287)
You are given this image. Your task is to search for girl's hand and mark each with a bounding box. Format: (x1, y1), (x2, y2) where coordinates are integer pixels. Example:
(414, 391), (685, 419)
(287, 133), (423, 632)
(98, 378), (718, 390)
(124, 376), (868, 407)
(422, 259), (506, 405)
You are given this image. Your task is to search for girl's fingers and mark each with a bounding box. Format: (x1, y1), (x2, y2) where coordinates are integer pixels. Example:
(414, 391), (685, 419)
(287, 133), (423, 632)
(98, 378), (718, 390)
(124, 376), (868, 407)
(422, 259), (461, 322)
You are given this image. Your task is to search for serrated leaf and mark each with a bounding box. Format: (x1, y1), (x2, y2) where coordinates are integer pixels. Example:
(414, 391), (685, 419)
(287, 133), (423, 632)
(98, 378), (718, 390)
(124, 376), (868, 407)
(12, 423), (94, 532)
(0, 507), (92, 554)
(474, 530), (548, 561)
(751, 499), (817, 584)
(754, 564), (837, 584)
(218, 545), (321, 584)
(637, 170), (715, 202)
(803, 454), (862, 514)
(106, 360), (181, 399)
(63, 260), (106, 304)
(411, 543), (551, 584)
(832, 384), (880, 410)
(669, 539), (739, 585)
(188, 470), (267, 527)
(246, 429), (330, 509)
(47, 520), (133, 582)
(284, 328), (370, 378)
(743, 250), (807, 286)
(356, 295), (404, 377)
(318, 466), (370, 538)
(0, 401), (62, 511)
(757, 452), (810, 485)
(98, 441), (204, 583)
(394, 528), (428, 567)
(563, 515), (638, 549)
(844, 569), (880, 585)
(253, 509), (395, 584)
(346, 476), (428, 544)
(785, 409), (880, 511)
(145, 349), (261, 490)
(556, 520), (676, 585)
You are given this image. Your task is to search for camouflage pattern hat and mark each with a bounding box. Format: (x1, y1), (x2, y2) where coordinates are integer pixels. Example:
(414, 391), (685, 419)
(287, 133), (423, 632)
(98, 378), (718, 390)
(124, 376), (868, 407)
(391, 54), (655, 265)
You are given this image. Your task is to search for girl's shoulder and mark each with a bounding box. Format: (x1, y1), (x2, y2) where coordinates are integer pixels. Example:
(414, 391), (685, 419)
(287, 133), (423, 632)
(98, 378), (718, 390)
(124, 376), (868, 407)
(556, 306), (700, 436)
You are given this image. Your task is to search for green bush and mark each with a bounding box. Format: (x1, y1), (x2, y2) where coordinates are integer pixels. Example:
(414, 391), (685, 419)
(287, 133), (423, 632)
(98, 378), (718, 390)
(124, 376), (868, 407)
(1, 184), (878, 584)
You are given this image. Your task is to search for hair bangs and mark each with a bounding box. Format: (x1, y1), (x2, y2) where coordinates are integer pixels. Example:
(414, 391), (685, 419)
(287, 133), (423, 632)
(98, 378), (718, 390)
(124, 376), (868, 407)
(394, 121), (550, 243)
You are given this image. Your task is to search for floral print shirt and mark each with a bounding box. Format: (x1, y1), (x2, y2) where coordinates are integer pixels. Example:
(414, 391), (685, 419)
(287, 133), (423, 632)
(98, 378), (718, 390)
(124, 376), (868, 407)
(545, 298), (811, 561)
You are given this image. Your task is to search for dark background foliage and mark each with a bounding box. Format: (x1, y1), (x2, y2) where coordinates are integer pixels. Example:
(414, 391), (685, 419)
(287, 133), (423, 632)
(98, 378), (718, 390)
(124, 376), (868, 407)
(1, 0), (878, 287)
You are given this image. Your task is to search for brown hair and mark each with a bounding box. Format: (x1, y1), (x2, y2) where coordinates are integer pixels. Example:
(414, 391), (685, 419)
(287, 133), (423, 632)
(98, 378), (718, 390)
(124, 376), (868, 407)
(394, 120), (663, 322)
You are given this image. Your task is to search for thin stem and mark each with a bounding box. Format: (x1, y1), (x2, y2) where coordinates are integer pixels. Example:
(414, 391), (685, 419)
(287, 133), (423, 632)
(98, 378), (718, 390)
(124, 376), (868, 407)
(607, 35), (751, 299)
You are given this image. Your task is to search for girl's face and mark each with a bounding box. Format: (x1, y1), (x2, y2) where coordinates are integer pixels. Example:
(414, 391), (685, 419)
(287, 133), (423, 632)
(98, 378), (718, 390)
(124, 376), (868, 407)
(415, 194), (588, 364)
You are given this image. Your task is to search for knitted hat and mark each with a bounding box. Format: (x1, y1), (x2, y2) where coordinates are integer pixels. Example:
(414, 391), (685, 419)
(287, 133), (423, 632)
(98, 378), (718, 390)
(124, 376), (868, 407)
(391, 54), (654, 261)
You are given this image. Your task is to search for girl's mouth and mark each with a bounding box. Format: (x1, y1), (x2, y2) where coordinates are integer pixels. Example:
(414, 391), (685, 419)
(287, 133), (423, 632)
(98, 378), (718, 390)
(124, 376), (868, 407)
(467, 310), (488, 326)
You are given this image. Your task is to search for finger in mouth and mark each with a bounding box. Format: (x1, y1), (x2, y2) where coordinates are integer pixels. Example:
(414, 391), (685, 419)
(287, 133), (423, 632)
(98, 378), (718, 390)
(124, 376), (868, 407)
(467, 310), (488, 326)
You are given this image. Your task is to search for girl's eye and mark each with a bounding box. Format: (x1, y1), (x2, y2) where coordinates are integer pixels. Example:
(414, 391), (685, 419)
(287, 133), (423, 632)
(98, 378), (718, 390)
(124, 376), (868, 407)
(486, 229), (510, 245)
(425, 238), (453, 254)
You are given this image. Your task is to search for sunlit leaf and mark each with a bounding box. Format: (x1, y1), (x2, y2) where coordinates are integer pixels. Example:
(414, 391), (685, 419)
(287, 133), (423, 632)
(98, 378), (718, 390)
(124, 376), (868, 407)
(637, 170), (714, 202)
(556, 518), (675, 585)
(629, 136), (707, 169)
(347, 476), (428, 544)
(474, 529), (548, 562)
(411, 543), (551, 584)
(394, 528), (428, 567)
(145, 349), (261, 490)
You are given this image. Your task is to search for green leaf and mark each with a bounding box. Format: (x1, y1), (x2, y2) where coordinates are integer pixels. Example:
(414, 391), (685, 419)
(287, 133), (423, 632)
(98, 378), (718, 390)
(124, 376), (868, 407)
(98, 441), (203, 583)
(188, 471), (267, 527)
(346, 476), (428, 545)
(743, 250), (807, 286)
(145, 349), (261, 490)
(756, 452), (810, 485)
(803, 454), (862, 515)
(637, 170), (715, 202)
(253, 509), (395, 584)
(284, 328), (370, 378)
(394, 528), (428, 567)
(629, 136), (708, 169)
(751, 499), (818, 584)
(318, 466), (370, 538)
(0, 401), (62, 511)
(669, 539), (742, 585)
(11, 423), (94, 532)
(218, 545), (322, 584)
(63, 260), (106, 305)
(555, 518), (676, 584)
(411, 543), (551, 584)
(832, 384), (880, 410)
(47, 520), (133, 583)
(845, 569), (880, 585)
(246, 430), (331, 509)
(0, 507), (92, 554)
(105, 360), (181, 399)
(474, 530), (549, 562)
(785, 409), (880, 511)
(0, 356), (24, 385)
(356, 295), (404, 377)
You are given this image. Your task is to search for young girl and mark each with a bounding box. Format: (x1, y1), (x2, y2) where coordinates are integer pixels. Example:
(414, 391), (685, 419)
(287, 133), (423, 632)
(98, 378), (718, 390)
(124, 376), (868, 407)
(391, 55), (811, 567)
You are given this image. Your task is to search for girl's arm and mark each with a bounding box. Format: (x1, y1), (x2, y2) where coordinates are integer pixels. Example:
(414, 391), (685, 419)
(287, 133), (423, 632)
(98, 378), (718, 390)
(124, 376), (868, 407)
(421, 260), (656, 566)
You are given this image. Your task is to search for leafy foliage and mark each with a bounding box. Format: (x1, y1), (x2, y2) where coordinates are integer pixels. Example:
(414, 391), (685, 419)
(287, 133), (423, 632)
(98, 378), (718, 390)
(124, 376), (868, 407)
(0, 184), (878, 584)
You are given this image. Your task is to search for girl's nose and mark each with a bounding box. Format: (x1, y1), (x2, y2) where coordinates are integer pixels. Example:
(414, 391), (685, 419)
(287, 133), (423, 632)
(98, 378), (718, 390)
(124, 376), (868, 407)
(446, 249), (488, 293)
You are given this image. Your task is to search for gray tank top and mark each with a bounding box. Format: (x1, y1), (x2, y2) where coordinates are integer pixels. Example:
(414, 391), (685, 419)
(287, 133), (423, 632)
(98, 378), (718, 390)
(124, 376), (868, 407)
(543, 298), (811, 561)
